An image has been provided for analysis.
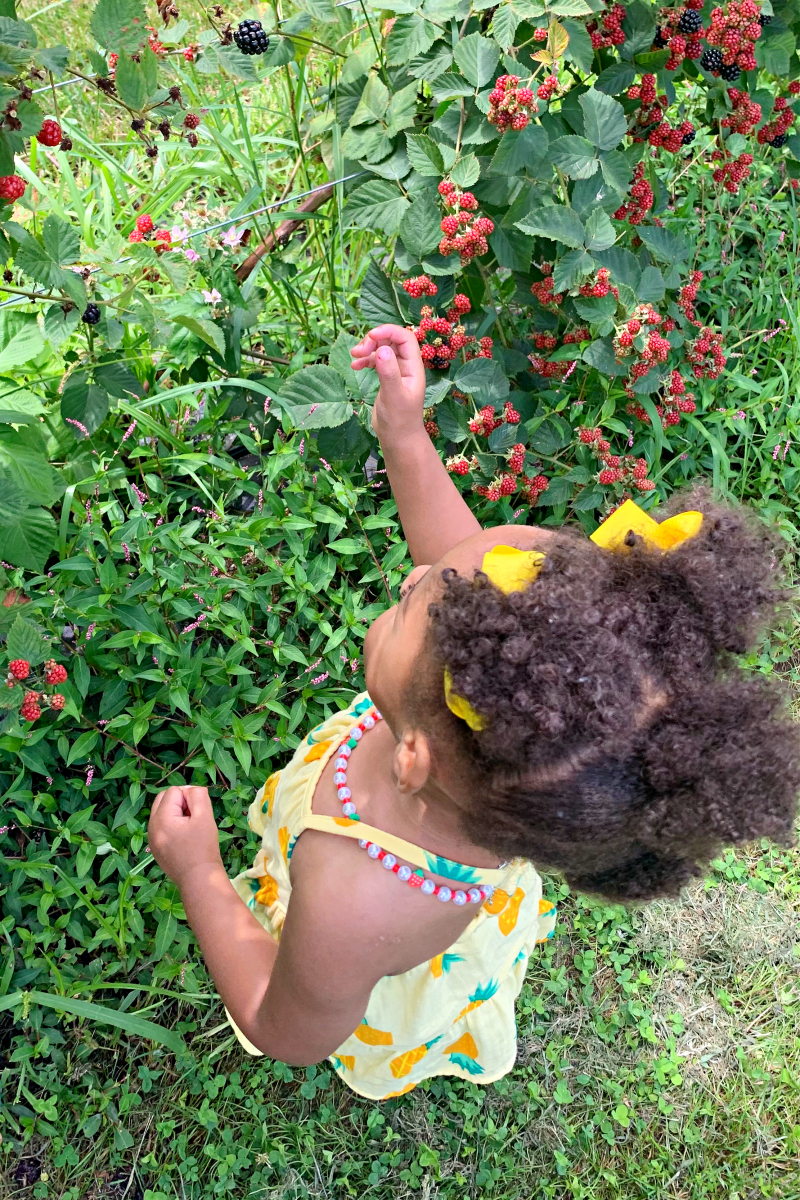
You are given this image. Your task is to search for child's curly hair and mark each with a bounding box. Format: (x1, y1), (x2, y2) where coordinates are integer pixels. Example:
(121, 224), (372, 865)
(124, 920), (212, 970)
(413, 487), (800, 903)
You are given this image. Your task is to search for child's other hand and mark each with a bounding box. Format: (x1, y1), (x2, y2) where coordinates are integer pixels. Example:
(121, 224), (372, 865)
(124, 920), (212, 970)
(148, 785), (223, 887)
(350, 324), (426, 444)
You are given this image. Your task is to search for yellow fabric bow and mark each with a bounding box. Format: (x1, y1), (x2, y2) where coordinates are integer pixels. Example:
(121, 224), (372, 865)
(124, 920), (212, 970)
(443, 502), (703, 731)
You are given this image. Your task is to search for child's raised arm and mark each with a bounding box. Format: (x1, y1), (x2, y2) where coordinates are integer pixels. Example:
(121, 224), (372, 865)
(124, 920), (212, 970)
(351, 324), (479, 566)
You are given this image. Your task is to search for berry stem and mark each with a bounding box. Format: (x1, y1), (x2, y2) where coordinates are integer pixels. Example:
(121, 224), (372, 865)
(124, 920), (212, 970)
(48, 71), (61, 128)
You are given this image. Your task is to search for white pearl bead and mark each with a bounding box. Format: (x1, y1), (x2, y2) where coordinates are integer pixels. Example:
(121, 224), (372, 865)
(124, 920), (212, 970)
(334, 758), (348, 771)
(333, 771), (347, 785)
(339, 744), (351, 757)
(421, 879), (435, 895)
(351, 727), (363, 740)
(358, 839), (368, 849)
(397, 865), (412, 881)
(438, 886), (452, 902)
(382, 854), (396, 870)
(367, 843), (382, 859)
(454, 890), (467, 906)
(363, 714), (375, 729)
(482, 885), (494, 901)
(468, 888), (482, 904)
(337, 786), (351, 801)
(342, 802), (356, 816)
(374, 710), (382, 720)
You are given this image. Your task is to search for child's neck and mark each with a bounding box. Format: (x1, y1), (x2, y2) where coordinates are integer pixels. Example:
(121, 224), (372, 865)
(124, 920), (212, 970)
(339, 718), (500, 869)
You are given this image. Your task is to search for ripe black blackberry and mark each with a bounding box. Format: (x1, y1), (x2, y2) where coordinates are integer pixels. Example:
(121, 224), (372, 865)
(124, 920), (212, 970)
(233, 18), (269, 54)
(678, 9), (703, 33)
(759, 13), (771, 24)
(59, 136), (72, 151)
(701, 47), (724, 72)
(769, 132), (788, 147)
(682, 128), (696, 144)
(82, 303), (101, 325)
(720, 62), (741, 80)
(653, 26), (668, 47)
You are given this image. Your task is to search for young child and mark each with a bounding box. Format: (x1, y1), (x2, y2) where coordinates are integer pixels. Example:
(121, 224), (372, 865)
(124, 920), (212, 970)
(148, 324), (800, 1101)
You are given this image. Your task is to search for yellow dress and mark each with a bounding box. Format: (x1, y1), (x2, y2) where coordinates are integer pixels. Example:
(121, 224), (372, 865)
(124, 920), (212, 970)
(228, 693), (557, 1101)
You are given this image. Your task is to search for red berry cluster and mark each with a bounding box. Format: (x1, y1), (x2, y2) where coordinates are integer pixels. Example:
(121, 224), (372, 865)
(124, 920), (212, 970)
(0, 174), (25, 201)
(757, 95), (796, 145)
(563, 326), (591, 344)
(527, 352), (576, 379)
(402, 274), (438, 299)
(128, 214), (172, 250)
(654, 1), (706, 69)
(446, 454), (472, 475)
(710, 149), (754, 193)
(578, 267), (617, 299)
(7, 658), (68, 721)
(686, 327), (726, 379)
(468, 400), (519, 437)
(722, 88), (762, 135)
(412, 301), (492, 369)
(613, 163), (654, 225)
(36, 119), (62, 147)
(579, 428), (655, 492)
(677, 269), (704, 324)
(627, 77), (695, 152)
(587, 2), (626, 49)
(537, 76), (560, 101)
(705, 0), (762, 74)
(423, 407), (440, 438)
(627, 371), (697, 427)
(530, 263), (565, 308)
(612, 306), (674, 395)
(437, 182), (494, 263)
(487, 75), (537, 132)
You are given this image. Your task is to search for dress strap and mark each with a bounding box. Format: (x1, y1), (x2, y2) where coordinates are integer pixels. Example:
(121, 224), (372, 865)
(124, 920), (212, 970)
(304, 813), (509, 887)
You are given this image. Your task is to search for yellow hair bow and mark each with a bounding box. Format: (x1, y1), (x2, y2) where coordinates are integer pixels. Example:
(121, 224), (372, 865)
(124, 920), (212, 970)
(444, 502), (703, 731)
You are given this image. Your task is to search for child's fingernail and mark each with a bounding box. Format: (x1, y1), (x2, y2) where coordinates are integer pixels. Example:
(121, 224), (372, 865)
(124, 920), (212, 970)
(378, 346), (391, 361)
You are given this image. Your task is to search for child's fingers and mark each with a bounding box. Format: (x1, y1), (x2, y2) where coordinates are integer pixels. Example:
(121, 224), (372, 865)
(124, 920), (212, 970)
(373, 344), (401, 389)
(151, 785), (189, 821)
(182, 786), (214, 819)
(351, 325), (420, 371)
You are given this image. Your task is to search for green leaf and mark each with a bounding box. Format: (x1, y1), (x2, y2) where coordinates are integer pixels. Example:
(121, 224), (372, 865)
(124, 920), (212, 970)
(621, 1), (656, 57)
(595, 62), (637, 94)
(635, 224), (689, 263)
(488, 421), (518, 452)
(41, 214), (80, 267)
(399, 196), (442, 260)
(583, 206), (616, 251)
(14, 98), (43, 137)
(43, 303), (80, 347)
(0, 378), (44, 423)
(453, 32), (500, 87)
(0, 315), (44, 371)
(342, 180), (409, 236)
(592, 246), (641, 289)
(756, 26), (795, 74)
(114, 51), (147, 109)
(317, 414), (372, 460)
(582, 336), (627, 375)
(489, 122), (549, 175)
(359, 259), (404, 325)
(489, 225), (535, 271)
(0, 990), (186, 1054)
(0, 500), (56, 572)
(552, 247), (594, 293)
(36, 43), (69, 76)
(279, 365), (351, 429)
(360, 145), (410, 181)
(341, 39), (377, 83)
(61, 374), (110, 436)
(386, 81), (417, 136)
(549, 0), (591, 13)
(517, 205), (585, 248)
(0, 17), (36, 45)
(579, 89), (627, 152)
(173, 315), (226, 357)
(350, 74), (389, 127)
(562, 18), (594, 73)
(554, 1080), (574, 1104)
(89, 0), (148, 53)
(450, 154), (480, 188)
(0, 39), (31, 76)
(599, 149), (633, 193)
(93, 360), (141, 399)
(5, 612), (47, 665)
(0, 442), (55, 504)
(386, 14), (439, 65)
(491, 4), (519, 48)
(453, 358), (509, 404)
(407, 43), (453, 80)
(549, 135), (599, 179)
(154, 911), (177, 958)
(67, 730), (99, 766)
(637, 264), (665, 302)
(405, 132), (444, 176)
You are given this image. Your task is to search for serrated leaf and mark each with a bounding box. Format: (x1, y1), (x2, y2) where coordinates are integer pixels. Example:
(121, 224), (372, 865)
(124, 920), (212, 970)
(453, 31), (500, 87)
(491, 4), (520, 47)
(452, 358), (509, 404)
(341, 39), (378, 83)
(637, 264), (665, 302)
(0, 40), (31, 76)
(582, 335), (627, 375)
(549, 0), (591, 13)
(621, 0), (656, 57)
(516, 205), (585, 248)
(562, 18), (594, 72)
(61, 376), (109, 436)
(450, 153), (480, 188)
(93, 360), (140, 399)
(89, 0), (148, 53)
(14, 98), (43, 137)
(552, 247), (594, 292)
(599, 149), (633, 193)
(405, 132), (444, 176)
(488, 421), (518, 452)
(0, 316), (44, 371)
(595, 62), (637, 95)
(592, 246), (641, 289)
(5, 612), (48, 665)
(583, 206), (616, 251)
(350, 73), (389, 127)
(489, 121), (548, 174)
(0, 442), (55, 504)
(386, 14), (439, 65)
(359, 260), (404, 324)
(408, 43), (453, 80)
(173, 314), (226, 357)
(0, 378), (44, 423)
(550, 134), (599, 178)
(399, 196), (442, 260)
(279, 365), (351, 429)
(41, 214), (80, 266)
(342, 180), (409, 236)
(43, 303), (79, 347)
(635, 224), (689, 262)
(0, 501), (55, 572)
(549, 19), (570, 59)
(0, 18), (36, 46)
(579, 88), (627, 152)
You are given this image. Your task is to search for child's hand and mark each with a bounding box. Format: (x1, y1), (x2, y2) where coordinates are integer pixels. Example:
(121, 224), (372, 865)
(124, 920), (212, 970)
(148, 785), (223, 887)
(351, 324), (426, 444)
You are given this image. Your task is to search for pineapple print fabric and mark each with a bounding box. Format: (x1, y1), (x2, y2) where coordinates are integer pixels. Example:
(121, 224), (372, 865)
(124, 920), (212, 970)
(227, 693), (557, 1100)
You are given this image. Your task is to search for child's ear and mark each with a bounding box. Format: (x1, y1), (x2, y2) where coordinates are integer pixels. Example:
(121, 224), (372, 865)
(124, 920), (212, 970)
(393, 729), (432, 794)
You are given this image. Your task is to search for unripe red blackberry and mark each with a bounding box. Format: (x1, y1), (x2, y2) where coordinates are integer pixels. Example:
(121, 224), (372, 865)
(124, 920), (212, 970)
(632, 458), (649, 479)
(458, 192), (478, 210)
(508, 443), (526, 474)
(578, 426), (601, 444)
(36, 119), (62, 147)
(438, 179), (456, 196)
(598, 468), (619, 484)
(441, 215), (459, 236)
(9, 659), (30, 680)
(0, 175), (25, 201)
(45, 661), (68, 685)
(504, 401), (520, 424)
(184, 113), (201, 129)
(530, 474), (549, 492)
(49, 693), (66, 710)
(634, 478), (656, 491)
(20, 700), (41, 721)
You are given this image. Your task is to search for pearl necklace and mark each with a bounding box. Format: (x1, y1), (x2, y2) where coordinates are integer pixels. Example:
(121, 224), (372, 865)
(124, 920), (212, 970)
(333, 707), (494, 906)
